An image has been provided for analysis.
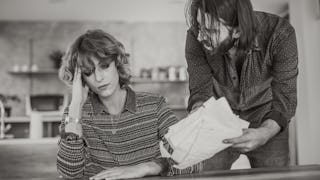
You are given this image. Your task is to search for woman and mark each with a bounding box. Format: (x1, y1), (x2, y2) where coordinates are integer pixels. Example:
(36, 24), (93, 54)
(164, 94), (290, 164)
(57, 29), (202, 180)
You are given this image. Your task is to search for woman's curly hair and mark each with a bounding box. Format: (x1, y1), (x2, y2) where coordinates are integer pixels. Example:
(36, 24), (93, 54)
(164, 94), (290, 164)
(59, 29), (131, 87)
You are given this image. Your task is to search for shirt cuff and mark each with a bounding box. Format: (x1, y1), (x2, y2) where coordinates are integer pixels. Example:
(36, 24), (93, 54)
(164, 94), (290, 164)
(61, 130), (79, 138)
(261, 110), (288, 132)
(153, 158), (170, 176)
(187, 96), (207, 112)
(59, 137), (84, 146)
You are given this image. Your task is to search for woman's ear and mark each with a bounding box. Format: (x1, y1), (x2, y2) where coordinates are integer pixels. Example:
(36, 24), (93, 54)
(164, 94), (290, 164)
(81, 75), (87, 87)
(117, 54), (128, 65)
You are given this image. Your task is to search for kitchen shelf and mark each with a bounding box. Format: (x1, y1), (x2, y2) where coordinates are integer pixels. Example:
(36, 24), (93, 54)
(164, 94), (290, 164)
(8, 69), (58, 75)
(3, 116), (30, 123)
(131, 77), (187, 84)
(4, 113), (62, 123)
(8, 73), (186, 83)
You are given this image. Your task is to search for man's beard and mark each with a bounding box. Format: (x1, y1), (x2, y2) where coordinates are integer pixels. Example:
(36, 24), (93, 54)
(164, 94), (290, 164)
(202, 36), (236, 56)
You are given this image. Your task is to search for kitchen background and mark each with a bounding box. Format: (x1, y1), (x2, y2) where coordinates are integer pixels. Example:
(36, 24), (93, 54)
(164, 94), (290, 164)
(0, 0), (320, 178)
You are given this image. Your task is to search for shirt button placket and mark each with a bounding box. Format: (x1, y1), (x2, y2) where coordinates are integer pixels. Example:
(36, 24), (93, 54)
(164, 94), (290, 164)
(231, 72), (239, 87)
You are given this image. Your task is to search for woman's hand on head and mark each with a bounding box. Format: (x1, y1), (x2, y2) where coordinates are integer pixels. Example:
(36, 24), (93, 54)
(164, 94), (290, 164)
(71, 66), (89, 107)
(69, 66), (89, 119)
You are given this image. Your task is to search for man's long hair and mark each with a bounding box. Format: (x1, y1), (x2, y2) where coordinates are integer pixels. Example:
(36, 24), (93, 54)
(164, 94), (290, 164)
(185, 0), (259, 52)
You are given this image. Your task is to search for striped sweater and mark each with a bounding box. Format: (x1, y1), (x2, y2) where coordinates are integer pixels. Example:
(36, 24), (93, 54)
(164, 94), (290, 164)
(57, 87), (202, 179)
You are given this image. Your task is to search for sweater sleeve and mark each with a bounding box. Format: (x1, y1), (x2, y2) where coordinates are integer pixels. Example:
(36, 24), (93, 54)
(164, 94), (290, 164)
(57, 107), (86, 179)
(157, 97), (203, 176)
(263, 21), (298, 131)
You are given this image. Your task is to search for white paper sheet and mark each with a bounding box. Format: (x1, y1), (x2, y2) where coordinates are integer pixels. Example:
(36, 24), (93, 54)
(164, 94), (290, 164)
(160, 97), (249, 169)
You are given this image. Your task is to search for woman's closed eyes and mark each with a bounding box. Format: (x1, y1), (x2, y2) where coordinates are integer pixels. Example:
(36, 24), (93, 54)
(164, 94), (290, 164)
(81, 62), (111, 77)
(99, 62), (110, 69)
(82, 68), (94, 77)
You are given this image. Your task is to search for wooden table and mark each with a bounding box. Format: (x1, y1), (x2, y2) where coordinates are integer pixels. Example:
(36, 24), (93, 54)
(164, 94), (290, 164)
(2, 165), (320, 180)
(159, 165), (320, 180)
(1, 139), (319, 180)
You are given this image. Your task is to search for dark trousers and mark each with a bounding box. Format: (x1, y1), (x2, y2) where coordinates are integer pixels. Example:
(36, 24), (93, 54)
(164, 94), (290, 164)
(203, 128), (289, 170)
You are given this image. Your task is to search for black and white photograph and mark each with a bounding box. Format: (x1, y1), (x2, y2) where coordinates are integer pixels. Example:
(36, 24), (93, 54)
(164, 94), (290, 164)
(0, 0), (319, 179)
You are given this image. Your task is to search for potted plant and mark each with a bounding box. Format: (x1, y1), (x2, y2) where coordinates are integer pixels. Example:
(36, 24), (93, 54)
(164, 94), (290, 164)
(49, 49), (64, 69)
(0, 94), (21, 117)
(0, 94), (20, 139)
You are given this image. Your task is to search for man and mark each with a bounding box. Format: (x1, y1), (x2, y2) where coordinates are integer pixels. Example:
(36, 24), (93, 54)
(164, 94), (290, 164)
(184, 0), (298, 169)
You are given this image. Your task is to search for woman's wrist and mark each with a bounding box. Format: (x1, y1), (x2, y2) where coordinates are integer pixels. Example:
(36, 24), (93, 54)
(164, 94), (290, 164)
(64, 116), (82, 136)
(65, 121), (82, 136)
(69, 102), (82, 119)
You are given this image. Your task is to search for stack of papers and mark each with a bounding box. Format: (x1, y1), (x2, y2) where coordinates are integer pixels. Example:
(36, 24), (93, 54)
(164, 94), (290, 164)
(160, 97), (249, 169)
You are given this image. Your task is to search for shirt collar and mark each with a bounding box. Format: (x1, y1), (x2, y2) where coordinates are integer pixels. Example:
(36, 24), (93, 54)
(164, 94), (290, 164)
(252, 14), (263, 52)
(90, 86), (137, 115)
(248, 36), (262, 54)
(123, 86), (137, 113)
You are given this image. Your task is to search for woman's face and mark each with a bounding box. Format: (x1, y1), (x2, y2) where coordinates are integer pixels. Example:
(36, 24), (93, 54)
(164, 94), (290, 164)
(196, 9), (234, 54)
(82, 56), (120, 98)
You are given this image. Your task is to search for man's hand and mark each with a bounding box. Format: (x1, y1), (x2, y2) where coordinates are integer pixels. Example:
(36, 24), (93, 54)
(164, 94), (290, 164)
(190, 101), (204, 114)
(223, 119), (281, 153)
(89, 162), (162, 180)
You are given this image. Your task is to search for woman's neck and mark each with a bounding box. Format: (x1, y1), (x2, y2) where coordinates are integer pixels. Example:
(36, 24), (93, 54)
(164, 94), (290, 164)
(99, 86), (127, 115)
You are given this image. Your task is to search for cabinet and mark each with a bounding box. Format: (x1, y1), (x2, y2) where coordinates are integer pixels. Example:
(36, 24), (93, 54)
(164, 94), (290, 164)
(4, 114), (61, 138)
(5, 72), (190, 138)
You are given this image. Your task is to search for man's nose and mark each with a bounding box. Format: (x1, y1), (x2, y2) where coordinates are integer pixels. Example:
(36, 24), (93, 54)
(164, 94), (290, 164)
(197, 31), (206, 42)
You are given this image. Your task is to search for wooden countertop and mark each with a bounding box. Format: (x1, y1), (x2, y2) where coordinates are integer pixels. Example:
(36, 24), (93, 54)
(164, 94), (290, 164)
(1, 139), (319, 180)
(161, 165), (320, 180)
(3, 106), (186, 123)
(4, 113), (62, 123)
(0, 137), (59, 145)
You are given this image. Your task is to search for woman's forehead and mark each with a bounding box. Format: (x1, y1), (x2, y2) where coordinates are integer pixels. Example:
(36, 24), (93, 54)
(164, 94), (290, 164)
(81, 55), (114, 67)
(88, 56), (99, 65)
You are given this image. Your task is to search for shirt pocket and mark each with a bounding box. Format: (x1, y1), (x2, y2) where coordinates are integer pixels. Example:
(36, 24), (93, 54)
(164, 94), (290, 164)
(243, 78), (273, 110)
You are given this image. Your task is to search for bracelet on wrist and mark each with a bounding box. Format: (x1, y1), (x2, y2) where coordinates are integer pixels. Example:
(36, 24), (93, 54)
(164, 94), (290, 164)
(62, 132), (80, 141)
(65, 115), (80, 124)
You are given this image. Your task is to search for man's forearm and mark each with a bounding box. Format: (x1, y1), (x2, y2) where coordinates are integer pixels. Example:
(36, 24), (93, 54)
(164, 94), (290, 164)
(259, 119), (281, 140)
